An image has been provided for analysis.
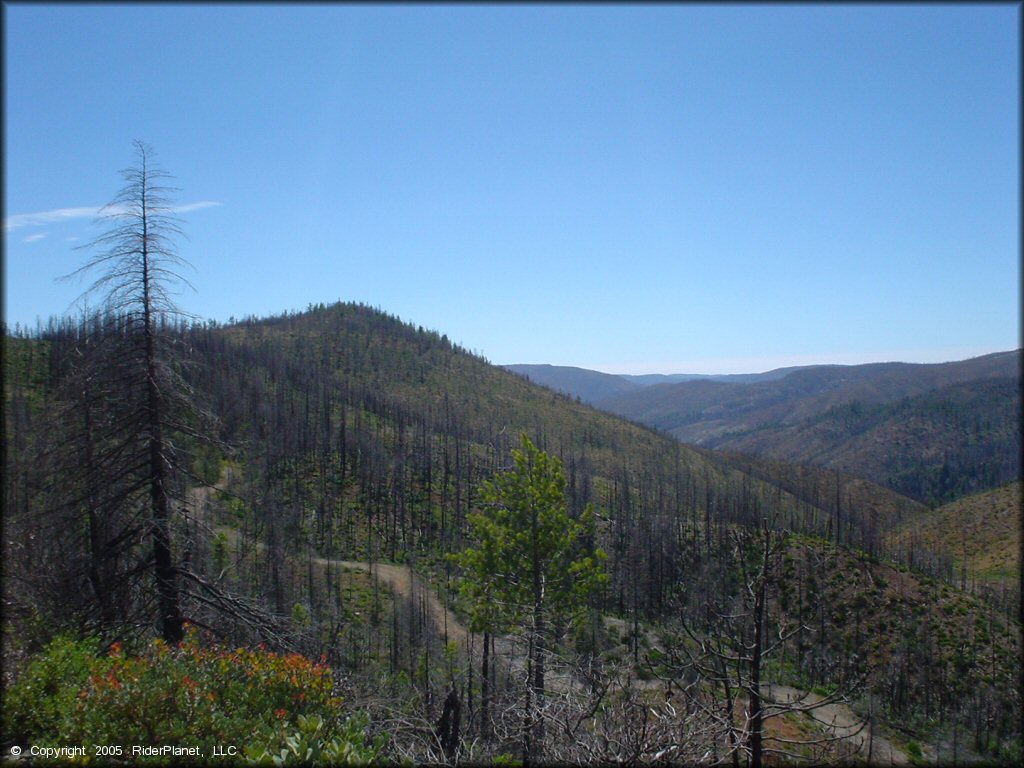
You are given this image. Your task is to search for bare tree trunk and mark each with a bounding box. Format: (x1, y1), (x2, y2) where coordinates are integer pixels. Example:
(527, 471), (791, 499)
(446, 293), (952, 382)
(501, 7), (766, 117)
(141, 181), (183, 644)
(64, 141), (196, 641)
(481, 630), (491, 740)
(750, 573), (765, 768)
(150, 418), (183, 643)
(533, 600), (546, 753)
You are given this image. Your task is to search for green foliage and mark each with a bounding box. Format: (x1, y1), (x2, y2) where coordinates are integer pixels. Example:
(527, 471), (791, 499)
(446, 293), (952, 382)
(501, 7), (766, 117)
(571, 608), (606, 656)
(452, 434), (608, 634)
(3, 335), (53, 413)
(3, 629), (383, 763)
(190, 442), (223, 485)
(905, 739), (923, 760)
(211, 531), (230, 573)
(244, 712), (385, 765)
(774, 535), (1021, 755)
(2, 635), (101, 744)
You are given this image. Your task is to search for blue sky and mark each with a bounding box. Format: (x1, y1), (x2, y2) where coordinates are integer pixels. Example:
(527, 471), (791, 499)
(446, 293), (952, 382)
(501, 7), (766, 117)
(4, 3), (1019, 374)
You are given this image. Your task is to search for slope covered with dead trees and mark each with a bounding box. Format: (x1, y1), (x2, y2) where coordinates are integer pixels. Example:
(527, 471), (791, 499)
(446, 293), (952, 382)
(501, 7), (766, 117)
(3, 148), (1020, 766)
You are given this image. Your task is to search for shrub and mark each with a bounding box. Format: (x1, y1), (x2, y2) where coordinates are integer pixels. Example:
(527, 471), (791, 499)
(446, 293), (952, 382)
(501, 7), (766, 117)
(3, 628), (384, 764)
(906, 739), (923, 760)
(244, 713), (385, 765)
(2, 635), (100, 744)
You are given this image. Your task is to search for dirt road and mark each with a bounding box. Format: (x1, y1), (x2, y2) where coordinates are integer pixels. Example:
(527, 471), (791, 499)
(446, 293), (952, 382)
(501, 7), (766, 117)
(331, 563), (910, 767)
(195, 474), (910, 764)
(765, 684), (909, 765)
(325, 558), (469, 646)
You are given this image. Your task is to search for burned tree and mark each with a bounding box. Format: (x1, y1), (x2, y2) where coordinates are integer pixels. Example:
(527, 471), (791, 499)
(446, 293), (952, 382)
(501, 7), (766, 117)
(57, 141), (196, 642)
(653, 521), (865, 767)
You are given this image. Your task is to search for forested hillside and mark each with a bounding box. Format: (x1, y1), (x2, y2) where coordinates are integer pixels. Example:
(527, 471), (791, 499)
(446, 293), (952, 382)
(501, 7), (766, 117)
(571, 352), (1022, 505)
(3, 303), (1020, 765)
(506, 362), (801, 398)
(702, 376), (1021, 504)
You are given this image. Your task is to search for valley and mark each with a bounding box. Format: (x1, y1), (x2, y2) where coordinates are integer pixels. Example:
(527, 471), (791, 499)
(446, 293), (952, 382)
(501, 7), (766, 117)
(509, 352), (1021, 506)
(3, 302), (1020, 765)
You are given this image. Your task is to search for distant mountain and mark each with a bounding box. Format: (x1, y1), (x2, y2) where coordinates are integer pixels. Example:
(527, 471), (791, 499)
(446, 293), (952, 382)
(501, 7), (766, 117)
(600, 352), (1017, 434)
(508, 353), (1020, 504)
(504, 363), (805, 403)
(598, 351), (1021, 504)
(504, 364), (642, 403)
(622, 367), (806, 387)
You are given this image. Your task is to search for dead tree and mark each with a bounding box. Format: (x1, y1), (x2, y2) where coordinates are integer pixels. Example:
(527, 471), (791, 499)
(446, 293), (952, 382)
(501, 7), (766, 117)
(59, 141), (199, 642)
(654, 521), (865, 767)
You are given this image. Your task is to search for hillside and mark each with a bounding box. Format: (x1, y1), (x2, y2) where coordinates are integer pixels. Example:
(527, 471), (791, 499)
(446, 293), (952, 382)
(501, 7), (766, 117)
(187, 305), (949, 558)
(595, 352), (1021, 504)
(701, 376), (1021, 504)
(4, 304), (1020, 764)
(699, 449), (928, 551)
(767, 534), (1020, 762)
(505, 363), (642, 402)
(505, 362), (803, 402)
(178, 305), (905, 564)
(888, 482), (1021, 589)
(4, 304), (1007, 614)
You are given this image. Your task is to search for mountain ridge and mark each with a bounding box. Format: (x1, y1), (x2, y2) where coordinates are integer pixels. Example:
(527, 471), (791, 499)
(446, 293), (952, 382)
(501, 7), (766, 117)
(505, 361), (811, 397)
(508, 351), (1021, 504)
(507, 351), (1019, 402)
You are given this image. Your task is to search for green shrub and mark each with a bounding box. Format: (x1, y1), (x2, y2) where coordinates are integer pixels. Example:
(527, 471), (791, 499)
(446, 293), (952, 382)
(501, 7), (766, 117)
(906, 739), (923, 760)
(2, 635), (100, 744)
(244, 713), (385, 765)
(4, 628), (384, 764)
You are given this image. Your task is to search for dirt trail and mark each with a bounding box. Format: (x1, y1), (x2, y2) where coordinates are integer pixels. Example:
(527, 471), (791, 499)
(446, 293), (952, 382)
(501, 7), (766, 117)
(208, 527), (469, 645)
(194, 476), (908, 763)
(190, 470), (469, 646)
(323, 558), (469, 646)
(326, 565), (910, 767)
(765, 684), (908, 765)
(185, 466), (234, 527)
(212, 525), (912, 764)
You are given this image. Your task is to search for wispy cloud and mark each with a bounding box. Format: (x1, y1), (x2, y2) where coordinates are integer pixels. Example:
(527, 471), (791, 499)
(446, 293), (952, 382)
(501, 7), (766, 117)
(4, 201), (223, 232)
(172, 201), (223, 214)
(22, 233), (47, 243)
(4, 206), (102, 232)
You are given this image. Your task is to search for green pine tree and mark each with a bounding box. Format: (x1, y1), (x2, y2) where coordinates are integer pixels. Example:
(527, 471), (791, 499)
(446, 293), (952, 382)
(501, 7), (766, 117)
(453, 434), (607, 760)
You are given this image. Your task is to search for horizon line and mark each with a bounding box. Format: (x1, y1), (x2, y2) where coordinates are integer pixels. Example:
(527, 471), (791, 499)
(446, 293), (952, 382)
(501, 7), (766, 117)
(504, 347), (1019, 377)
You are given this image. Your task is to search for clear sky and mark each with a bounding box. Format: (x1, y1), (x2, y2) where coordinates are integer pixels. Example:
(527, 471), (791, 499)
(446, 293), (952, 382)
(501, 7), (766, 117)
(4, 3), (1019, 374)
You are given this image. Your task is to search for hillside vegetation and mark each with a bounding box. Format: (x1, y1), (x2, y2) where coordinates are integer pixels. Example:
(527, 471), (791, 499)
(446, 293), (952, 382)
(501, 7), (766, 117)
(889, 482), (1021, 589)
(767, 535), (1019, 761)
(505, 363), (642, 402)
(693, 376), (1021, 505)
(522, 352), (1020, 505)
(4, 303), (1021, 765)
